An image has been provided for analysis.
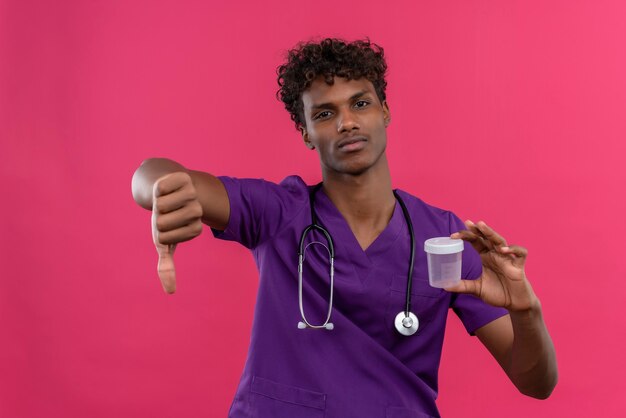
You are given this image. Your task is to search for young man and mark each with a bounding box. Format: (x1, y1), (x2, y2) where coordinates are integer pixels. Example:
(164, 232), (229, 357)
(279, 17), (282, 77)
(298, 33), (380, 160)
(132, 38), (557, 417)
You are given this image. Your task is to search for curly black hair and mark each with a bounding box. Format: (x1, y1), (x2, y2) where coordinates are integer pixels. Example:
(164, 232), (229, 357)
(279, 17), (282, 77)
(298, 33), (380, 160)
(276, 37), (388, 130)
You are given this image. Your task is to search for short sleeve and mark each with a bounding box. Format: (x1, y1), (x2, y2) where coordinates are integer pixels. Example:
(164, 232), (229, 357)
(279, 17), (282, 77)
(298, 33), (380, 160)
(211, 176), (308, 249)
(447, 212), (509, 335)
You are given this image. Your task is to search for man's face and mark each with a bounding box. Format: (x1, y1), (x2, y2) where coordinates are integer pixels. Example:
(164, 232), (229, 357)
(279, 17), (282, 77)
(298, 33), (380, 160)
(300, 76), (391, 177)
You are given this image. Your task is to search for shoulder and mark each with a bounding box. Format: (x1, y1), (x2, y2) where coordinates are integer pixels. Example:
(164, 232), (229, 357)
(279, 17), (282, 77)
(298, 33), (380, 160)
(394, 188), (460, 232)
(270, 175), (313, 206)
(218, 175), (311, 199)
(277, 175), (311, 195)
(212, 175), (313, 248)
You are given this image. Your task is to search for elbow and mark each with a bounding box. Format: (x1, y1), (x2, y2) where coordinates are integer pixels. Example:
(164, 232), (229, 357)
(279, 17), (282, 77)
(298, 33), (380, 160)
(521, 387), (553, 400)
(519, 373), (558, 400)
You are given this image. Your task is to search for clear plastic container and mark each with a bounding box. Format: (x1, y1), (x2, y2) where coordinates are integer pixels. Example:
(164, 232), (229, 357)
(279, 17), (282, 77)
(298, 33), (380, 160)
(424, 237), (464, 288)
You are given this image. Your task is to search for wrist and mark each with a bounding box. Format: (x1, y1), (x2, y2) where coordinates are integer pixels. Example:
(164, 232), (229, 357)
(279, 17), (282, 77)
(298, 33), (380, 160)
(509, 296), (542, 321)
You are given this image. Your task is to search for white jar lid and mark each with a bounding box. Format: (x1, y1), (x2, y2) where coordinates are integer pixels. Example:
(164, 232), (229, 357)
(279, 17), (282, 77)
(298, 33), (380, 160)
(424, 237), (464, 255)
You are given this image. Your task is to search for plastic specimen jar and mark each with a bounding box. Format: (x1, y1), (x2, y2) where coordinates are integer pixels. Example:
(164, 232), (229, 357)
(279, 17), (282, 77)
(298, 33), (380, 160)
(424, 237), (464, 288)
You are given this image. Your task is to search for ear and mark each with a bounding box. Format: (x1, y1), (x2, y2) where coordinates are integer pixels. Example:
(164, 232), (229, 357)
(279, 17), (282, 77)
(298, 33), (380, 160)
(382, 101), (391, 127)
(300, 125), (315, 150)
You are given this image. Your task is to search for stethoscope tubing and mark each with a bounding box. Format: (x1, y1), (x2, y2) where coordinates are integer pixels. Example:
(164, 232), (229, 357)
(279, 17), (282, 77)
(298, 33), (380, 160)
(298, 223), (335, 329)
(298, 183), (418, 335)
(394, 190), (415, 318)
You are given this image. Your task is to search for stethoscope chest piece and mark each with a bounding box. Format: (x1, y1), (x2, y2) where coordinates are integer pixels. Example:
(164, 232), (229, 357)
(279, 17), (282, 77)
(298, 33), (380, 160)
(394, 311), (419, 336)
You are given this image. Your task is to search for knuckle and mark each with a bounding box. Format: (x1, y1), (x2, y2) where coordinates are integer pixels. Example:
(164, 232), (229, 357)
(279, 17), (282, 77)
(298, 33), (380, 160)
(156, 217), (167, 232)
(155, 172), (190, 196)
(154, 180), (167, 197)
(178, 171), (193, 186)
(183, 188), (197, 203)
(161, 231), (182, 246)
(154, 197), (165, 212)
(191, 201), (203, 218)
(158, 232), (172, 246)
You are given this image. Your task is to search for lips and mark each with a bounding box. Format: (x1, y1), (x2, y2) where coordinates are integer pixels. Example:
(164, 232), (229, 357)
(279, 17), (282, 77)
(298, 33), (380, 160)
(338, 136), (367, 149)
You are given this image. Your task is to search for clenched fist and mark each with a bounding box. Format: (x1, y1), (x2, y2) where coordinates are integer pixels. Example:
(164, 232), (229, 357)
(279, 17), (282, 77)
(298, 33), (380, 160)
(151, 172), (204, 293)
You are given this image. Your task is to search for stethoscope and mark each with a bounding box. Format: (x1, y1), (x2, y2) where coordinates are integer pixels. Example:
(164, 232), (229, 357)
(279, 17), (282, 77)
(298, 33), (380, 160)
(297, 183), (420, 336)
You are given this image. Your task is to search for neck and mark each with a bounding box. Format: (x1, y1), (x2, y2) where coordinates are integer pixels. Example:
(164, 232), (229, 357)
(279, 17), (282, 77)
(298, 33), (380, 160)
(321, 156), (396, 250)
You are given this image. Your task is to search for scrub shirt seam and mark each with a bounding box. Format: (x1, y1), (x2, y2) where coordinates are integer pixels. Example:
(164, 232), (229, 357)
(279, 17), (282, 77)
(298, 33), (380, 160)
(254, 191), (310, 251)
(211, 176), (239, 242)
(467, 310), (510, 335)
(252, 178), (271, 248)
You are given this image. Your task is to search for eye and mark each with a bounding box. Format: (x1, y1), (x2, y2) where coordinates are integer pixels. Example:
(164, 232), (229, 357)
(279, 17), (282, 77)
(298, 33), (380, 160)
(314, 110), (331, 120)
(354, 100), (370, 108)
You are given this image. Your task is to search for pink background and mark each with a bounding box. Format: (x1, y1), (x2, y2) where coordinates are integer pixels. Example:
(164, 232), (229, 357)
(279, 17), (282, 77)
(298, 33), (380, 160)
(2, 0), (625, 416)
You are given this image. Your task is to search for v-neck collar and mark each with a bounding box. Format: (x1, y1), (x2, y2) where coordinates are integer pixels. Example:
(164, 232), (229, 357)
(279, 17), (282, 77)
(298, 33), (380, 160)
(314, 187), (406, 269)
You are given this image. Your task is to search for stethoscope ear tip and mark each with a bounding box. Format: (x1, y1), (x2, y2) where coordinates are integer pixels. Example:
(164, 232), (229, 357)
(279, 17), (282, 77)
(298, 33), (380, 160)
(297, 322), (334, 330)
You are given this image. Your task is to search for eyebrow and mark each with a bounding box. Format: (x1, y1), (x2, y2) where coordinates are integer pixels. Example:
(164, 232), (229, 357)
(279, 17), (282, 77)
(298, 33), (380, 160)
(310, 90), (370, 111)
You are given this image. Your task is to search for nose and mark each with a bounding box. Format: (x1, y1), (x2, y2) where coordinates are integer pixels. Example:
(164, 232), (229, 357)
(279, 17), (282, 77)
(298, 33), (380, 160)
(337, 108), (360, 133)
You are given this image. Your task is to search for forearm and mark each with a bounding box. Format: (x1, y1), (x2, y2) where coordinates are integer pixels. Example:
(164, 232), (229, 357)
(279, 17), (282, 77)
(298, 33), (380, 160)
(131, 158), (188, 210)
(506, 300), (558, 399)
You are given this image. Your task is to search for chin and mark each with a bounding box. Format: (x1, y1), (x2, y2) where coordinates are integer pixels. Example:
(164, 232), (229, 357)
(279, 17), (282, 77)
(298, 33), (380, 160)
(340, 151), (385, 176)
(334, 160), (374, 176)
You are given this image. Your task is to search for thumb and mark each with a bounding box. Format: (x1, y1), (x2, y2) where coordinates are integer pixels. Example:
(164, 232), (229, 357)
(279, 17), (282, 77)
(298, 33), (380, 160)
(151, 202), (177, 294)
(444, 278), (482, 297)
(156, 243), (177, 294)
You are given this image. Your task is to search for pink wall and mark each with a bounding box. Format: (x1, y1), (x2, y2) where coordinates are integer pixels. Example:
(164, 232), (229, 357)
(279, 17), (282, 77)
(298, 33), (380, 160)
(2, 0), (625, 416)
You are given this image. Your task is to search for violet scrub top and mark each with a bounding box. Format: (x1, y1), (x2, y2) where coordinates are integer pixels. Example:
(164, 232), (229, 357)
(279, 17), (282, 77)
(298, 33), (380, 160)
(213, 176), (508, 418)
